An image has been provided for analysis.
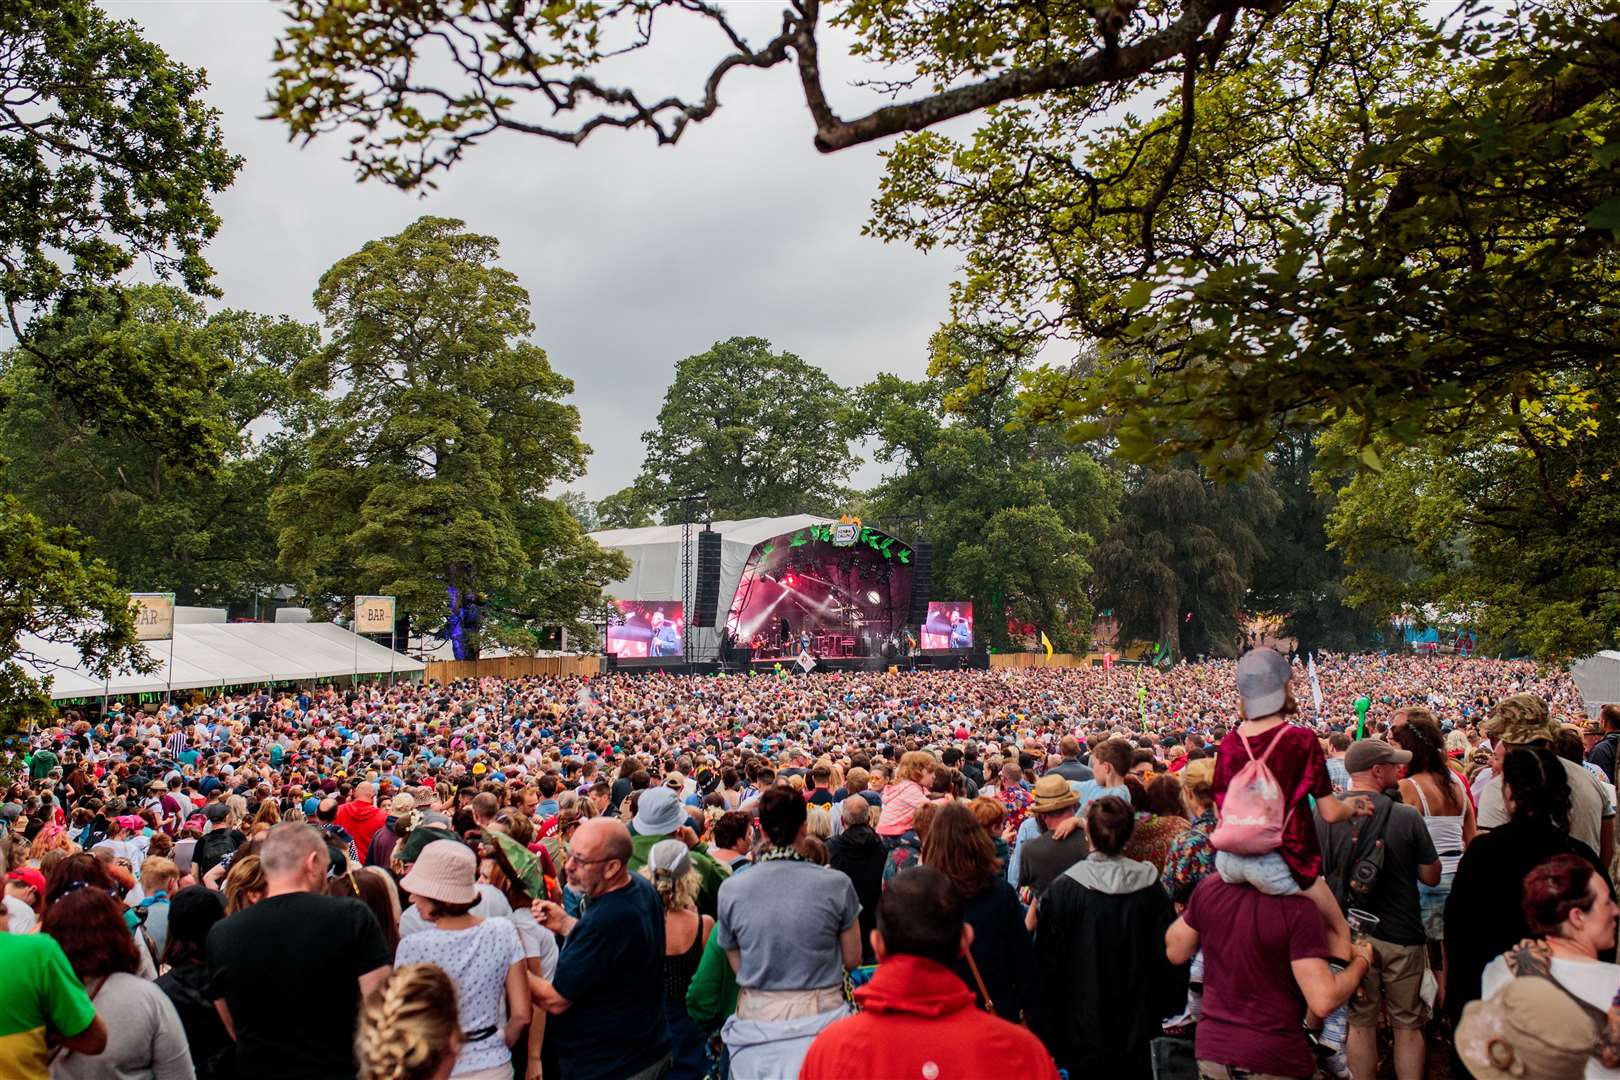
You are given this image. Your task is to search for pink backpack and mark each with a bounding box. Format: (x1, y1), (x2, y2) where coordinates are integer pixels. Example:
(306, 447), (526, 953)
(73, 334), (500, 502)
(1210, 727), (1291, 855)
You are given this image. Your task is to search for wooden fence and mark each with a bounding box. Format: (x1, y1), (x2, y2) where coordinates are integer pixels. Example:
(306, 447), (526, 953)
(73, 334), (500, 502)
(422, 655), (603, 682)
(989, 652), (1106, 669)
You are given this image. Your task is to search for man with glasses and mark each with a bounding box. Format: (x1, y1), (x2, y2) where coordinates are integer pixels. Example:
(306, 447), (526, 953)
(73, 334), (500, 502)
(527, 818), (673, 1080)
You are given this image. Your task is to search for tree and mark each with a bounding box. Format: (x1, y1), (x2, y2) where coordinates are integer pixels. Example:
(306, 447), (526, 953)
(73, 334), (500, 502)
(1093, 467), (1280, 661)
(0, 286), (322, 607)
(857, 326), (1118, 651)
(269, 0), (1255, 186)
(634, 337), (856, 519)
(556, 490), (599, 533)
(0, 1), (240, 761)
(1246, 433), (1387, 656)
(594, 485), (657, 530)
(270, 216), (622, 658)
(953, 504), (1096, 653)
(1322, 386), (1620, 660)
(3, 0), (242, 466)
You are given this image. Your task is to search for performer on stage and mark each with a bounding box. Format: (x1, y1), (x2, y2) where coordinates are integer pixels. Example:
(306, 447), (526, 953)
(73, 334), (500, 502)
(904, 628), (919, 673)
(949, 609), (973, 650)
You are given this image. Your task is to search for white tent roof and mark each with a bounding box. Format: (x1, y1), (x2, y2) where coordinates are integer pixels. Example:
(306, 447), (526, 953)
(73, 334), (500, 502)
(589, 515), (833, 607)
(1574, 651), (1620, 717)
(21, 622), (425, 700)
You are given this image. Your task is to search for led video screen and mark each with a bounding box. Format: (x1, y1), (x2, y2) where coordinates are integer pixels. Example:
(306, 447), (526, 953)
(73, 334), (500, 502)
(606, 601), (684, 658)
(922, 602), (974, 650)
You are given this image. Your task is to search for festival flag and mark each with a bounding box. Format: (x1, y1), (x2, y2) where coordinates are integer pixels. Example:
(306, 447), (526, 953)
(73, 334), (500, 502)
(1040, 631), (1054, 658)
(1307, 653), (1324, 715)
(1138, 684), (1148, 728)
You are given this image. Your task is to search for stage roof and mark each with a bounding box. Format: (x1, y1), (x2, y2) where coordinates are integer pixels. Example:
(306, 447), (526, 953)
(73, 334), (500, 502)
(589, 515), (834, 609)
(21, 621), (425, 700)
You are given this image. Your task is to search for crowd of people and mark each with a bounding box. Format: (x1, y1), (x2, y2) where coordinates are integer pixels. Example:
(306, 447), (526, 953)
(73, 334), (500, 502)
(0, 651), (1614, 1080)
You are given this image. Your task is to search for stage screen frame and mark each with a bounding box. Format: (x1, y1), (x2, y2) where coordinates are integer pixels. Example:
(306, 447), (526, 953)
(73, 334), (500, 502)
(922, 602), (974, 650)
(606, 601), (685, 658)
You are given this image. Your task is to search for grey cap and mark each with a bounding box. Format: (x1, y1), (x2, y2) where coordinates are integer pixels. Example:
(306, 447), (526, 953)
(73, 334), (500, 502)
(202, 803), (231, 824)
(632, 786), (686, 837)
(1235, 648), (1292, 719)
(1345, 739), (1413, 773)
(0, 803), (21, 823)
(646, 838), (692, 879)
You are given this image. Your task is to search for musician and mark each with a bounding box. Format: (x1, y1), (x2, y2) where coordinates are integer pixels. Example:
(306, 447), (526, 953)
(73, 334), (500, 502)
(948, 609), (973, 650)
(903, 628), (919, 673)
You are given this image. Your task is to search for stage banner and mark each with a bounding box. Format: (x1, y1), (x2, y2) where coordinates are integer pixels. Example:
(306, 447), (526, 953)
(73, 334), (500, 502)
(130, 593), (175, 642)
(354, 595), (397, 635)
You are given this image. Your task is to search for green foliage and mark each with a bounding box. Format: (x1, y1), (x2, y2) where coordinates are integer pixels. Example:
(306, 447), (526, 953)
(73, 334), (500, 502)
(1246, 434), (1388, 655)
(1322, 381), (1620, 660)
(0, 497), (157, 765)
(593, 485), (657, 530)
(0, 286), (323, 606)
(634, 337), (858, 520)
(1, 0), (241, 472)
(1093, 466), (1280, 660)
(857, 325), (1118, 651)
(270, 216), (622, 654)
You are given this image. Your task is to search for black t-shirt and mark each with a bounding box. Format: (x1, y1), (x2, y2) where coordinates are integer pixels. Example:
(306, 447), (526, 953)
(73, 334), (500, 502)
(551, 875), (671, 1080)
(194, 828), (245, 879)
(207, 891), (391, 1080)
(1017, 830), (1091, 897)
(1315, 789), (1439, 946)
(807, 789), (834, 807)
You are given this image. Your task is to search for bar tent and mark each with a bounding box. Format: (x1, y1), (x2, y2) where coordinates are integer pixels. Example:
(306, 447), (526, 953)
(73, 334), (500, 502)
(19, 621), (425, 701)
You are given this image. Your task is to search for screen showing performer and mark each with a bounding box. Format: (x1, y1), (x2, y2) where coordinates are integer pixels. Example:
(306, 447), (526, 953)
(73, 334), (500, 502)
(922, 602), (974, 650)
(606, 601), (684, 658)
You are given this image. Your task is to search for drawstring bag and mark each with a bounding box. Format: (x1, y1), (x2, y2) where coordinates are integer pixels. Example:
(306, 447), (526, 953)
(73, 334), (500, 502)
(1209, 729), (1290, 856)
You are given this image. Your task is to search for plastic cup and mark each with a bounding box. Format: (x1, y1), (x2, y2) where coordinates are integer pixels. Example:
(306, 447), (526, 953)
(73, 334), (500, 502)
(1346, 907), (1380, 943)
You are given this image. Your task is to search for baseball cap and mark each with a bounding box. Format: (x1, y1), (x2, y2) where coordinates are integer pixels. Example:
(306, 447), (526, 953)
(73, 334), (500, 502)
(1235, 648), (1291, 719)
(202, 803), (230, 824)
(1344, 739), (1414, 772)
(6, 867), (46, 895)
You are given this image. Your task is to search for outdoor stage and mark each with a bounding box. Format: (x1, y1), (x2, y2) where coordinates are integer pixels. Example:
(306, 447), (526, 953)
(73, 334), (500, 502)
(608, 649), (986, 675)
(589, 514), (982, 672)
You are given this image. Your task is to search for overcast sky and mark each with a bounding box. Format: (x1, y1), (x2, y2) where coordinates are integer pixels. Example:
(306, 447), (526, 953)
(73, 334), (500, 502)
(112, 1), (969, 502)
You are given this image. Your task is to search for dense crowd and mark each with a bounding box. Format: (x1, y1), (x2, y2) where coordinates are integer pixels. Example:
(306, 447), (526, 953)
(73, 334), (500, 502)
(1, 651), (1615, 1080)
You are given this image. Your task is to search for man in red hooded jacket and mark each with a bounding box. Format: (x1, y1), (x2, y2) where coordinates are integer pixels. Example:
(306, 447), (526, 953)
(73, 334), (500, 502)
(334, 781), (386, 858)
(800, 867), (1059, 1080)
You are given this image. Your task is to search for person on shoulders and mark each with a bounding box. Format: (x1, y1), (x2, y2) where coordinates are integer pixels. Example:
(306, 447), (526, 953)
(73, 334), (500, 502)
(800, 866), (1059, 1080)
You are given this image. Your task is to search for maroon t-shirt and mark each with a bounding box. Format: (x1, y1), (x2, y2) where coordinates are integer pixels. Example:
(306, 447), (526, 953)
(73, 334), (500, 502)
(1212, 722), (1332, 887)
(1184, 877), (1331, 1078)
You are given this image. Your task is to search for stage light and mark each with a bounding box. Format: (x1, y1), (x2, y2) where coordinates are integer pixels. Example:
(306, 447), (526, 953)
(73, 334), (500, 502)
(866, 590), (882, 604)
(783, 573), (797, 588)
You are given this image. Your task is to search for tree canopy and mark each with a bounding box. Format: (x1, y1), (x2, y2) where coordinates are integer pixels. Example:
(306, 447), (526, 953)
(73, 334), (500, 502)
(0, 2), (240, 759)
(631, 337), (857, 520)
(0, 286), (322, 608)
(270, 216), (626, 658)
(3, 0), (242, 468)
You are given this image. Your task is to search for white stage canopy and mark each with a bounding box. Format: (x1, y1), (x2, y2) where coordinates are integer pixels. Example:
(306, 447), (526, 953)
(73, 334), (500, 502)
(1574, 651), (1620, 718)
(589, 515), (834, 657)
(590, 515), (833, 606)
(21, 621), (425, 701)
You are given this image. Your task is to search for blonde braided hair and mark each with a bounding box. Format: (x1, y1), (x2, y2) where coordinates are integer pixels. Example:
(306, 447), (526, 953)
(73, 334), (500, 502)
(357, 964), (460, 1080)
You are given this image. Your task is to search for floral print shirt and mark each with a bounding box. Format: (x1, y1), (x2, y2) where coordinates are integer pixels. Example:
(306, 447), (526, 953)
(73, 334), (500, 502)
(1162, 809), (1217, 906)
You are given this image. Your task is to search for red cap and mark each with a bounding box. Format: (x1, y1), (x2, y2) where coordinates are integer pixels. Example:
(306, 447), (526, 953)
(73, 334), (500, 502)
(6, 867), (46, 895)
